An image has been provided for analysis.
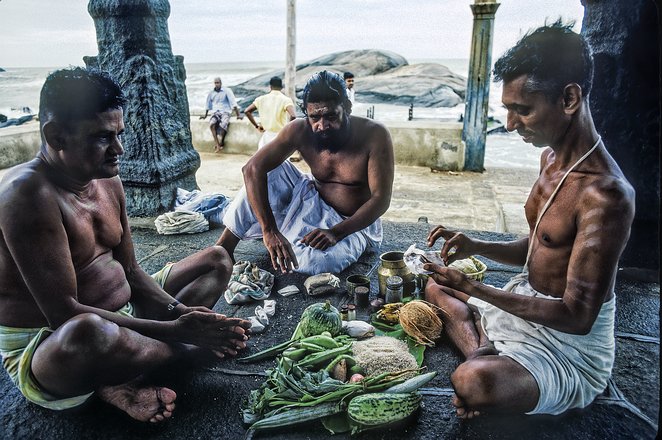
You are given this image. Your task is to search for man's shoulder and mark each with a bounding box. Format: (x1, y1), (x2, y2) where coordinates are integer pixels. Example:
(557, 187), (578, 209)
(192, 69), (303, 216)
(0, 160), (59, 222)
(350, 116), (390, 143)
(0, 159), (50, 197)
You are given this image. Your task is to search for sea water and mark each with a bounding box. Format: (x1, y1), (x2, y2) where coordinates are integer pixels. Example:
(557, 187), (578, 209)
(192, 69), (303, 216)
(0, 59), (541, 169)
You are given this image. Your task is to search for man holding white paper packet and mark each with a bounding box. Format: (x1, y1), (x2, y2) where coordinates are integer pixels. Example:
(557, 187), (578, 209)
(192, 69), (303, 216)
(423, 21), (634, 419)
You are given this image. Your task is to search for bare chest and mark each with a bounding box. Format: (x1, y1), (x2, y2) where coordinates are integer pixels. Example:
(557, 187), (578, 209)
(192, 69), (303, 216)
(58, 186), (123, 265)
(525, 178), (583, 249)
(301, 147), (369, 185)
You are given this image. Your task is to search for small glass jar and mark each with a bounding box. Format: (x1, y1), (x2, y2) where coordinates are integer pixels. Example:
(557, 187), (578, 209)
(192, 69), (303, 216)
(385, 275), (404, 304)
(340, 305), (349, 321)
(347, 304), (357, 321)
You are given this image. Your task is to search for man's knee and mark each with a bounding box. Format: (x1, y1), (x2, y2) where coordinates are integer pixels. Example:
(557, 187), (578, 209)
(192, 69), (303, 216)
(295, 247), (353, 275)
(451, 359), (497, 405)
(205, 245), (233, 275)
(54, 313), (123, 359)
(425, 281), (472, 322)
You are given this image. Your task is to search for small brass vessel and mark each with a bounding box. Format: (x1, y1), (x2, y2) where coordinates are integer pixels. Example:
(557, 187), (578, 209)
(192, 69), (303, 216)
(377, 251), (417, 298)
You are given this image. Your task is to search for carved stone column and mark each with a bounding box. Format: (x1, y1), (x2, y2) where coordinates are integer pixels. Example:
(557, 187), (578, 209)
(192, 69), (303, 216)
(85, 0), (200, 216)
(462, 0), (500, 172)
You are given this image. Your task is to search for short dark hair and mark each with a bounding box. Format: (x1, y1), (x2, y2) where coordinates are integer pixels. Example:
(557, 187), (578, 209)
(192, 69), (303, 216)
(493, 19), (593, 101)
(269, 76), (283, 88)
(301, 71), (352, 116)
(39, 67), (124, 130)
(343, 71), (354, 80)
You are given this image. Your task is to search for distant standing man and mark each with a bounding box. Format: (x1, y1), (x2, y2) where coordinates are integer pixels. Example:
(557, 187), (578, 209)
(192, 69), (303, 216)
(0, 68), (251, 423)
(424, 21), (635, 418)
(343, 72), (356, 105)
(216, 71), (394, 275)
(200, 77), (242, 152)
(243, 76), (296, 149)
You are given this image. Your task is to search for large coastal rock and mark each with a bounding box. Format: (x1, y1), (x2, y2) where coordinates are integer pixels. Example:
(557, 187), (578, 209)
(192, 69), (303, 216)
(232, 49), (466, 108)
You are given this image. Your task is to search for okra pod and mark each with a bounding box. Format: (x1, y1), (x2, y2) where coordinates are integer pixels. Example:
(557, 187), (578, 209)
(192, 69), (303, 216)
(300, 334), (341, 349)
(295, 344), (352, 369)
(238, 339), (296, 363)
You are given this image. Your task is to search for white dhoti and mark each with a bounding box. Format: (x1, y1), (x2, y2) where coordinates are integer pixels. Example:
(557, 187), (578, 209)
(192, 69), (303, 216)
(257, 130), (279, 149)
(468, 274), (616, 415)
(221, 160), (382, 275)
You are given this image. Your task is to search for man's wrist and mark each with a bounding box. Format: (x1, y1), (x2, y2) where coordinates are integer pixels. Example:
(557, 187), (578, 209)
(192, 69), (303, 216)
(167, 299), (181, 313)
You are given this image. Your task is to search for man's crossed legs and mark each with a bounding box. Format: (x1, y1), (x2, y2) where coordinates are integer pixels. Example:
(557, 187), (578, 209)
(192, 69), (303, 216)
(30, 246), (248, 423)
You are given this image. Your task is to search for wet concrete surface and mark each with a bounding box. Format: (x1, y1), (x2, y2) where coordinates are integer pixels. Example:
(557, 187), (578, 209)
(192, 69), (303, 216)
(0, 221), (658, 439)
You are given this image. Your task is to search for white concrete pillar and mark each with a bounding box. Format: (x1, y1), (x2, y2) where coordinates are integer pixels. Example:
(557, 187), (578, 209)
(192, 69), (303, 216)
(285, 0), (297, 100)
(462, 0), (499, 172)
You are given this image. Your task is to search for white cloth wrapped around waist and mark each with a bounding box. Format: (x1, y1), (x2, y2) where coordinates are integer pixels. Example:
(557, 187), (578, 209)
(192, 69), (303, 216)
(221, 160), (382, 275)
(468, 274), (615, 415)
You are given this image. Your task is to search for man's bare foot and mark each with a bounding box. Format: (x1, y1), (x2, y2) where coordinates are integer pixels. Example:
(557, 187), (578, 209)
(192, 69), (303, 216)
(98, 383), (177, 423)
(452, 394), (481, 419)
(214, 143), (223, 153)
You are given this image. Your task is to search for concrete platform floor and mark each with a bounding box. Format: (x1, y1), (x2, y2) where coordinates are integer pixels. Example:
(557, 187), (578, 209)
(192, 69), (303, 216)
(0, 223), (658, 439)
(0, 151), (658, 439)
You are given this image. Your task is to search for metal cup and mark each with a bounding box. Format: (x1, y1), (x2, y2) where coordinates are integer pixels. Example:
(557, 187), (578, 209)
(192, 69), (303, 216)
(346, 274), (370, 304)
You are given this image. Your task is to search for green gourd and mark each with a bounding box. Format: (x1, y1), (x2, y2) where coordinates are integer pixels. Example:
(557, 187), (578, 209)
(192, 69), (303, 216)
(293, 300), (343, 340)
(347, 392), (422, 434)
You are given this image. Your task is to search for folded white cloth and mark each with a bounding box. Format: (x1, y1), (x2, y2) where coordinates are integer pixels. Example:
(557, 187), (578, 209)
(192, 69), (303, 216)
(154, 210), (209, 235)
(303, 273), (340, 296)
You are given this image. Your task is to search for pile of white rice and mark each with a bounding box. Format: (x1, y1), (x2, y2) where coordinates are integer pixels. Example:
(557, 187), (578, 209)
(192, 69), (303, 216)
(352, 336), (418, 379)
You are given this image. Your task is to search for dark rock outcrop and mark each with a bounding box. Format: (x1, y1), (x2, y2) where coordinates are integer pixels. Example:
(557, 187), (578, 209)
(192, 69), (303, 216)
(582, 0), (660, 271)
(232, 49), (466, 109)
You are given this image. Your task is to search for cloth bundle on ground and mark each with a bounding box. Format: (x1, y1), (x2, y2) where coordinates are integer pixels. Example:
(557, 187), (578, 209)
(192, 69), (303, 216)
(174, 188), (230, 226)
(247, 300), (277, 334)
(303, 273), (341, 296)
(154, 211), (208, 235)
(224, 261), (275, 305)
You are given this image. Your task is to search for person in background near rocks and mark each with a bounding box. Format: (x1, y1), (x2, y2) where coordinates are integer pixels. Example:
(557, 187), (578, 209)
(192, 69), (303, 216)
(424, 21), (634, 419)
(200, 77), (242, 152)
(343, 71), (355, 105)
(216, 70), (394, 275)
(0, 67), (251, 423)
(243, 76), (296, 150)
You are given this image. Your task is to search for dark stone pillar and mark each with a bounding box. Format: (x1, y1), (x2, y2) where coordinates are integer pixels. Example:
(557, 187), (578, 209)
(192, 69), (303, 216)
(85, 0), (200, 217)
(582, 0), (660, 272)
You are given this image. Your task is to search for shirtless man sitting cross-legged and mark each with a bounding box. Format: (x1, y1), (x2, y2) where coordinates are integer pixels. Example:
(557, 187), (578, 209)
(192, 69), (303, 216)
(0, 67), (251, 423)
(424, 21), (635, 419)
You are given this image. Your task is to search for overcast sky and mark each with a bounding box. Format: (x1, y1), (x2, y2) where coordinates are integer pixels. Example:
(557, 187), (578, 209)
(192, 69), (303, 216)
(0, 1), (584, 68)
